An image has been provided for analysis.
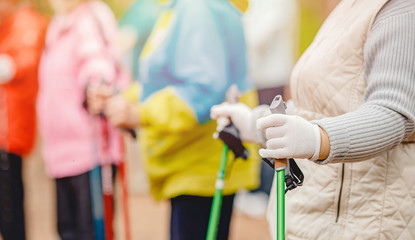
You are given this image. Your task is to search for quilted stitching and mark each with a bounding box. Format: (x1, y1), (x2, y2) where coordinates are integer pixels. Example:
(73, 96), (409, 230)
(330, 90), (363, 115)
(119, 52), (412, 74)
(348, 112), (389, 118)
(285, 160), (340, 239)
(272, 0), (415, 239)
(380, 146), (415, 240)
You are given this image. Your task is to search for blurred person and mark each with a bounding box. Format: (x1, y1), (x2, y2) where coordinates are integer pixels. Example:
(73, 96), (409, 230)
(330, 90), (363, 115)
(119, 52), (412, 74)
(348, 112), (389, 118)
(118, 0), (163, 80)
(88, 0), (261, 239)
(37, 0), (124, 239)
(235, 0), (298, 218)
(0, 1), (47, 239)
(115, 0), (162, 109)
(211, 0), (415, 239)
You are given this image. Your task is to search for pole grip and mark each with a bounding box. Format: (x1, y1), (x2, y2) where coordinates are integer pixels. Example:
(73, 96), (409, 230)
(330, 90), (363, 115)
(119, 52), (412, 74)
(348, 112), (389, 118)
(270, 95), (288, 169)
(269, 95), (286, 115)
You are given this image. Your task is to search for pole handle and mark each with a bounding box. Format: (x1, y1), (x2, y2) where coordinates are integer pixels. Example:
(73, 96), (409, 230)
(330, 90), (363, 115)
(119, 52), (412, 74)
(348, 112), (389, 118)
(270, 95), (288, 170)
(269, 95), (286, 115)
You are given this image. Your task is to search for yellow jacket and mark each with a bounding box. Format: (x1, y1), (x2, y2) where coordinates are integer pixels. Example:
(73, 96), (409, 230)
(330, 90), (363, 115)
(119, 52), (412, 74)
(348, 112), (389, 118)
(131, 0), (259, 200)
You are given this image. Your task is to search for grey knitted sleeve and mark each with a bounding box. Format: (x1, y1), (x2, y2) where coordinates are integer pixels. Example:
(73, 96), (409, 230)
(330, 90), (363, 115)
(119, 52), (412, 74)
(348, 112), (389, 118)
(313, 3), (415, 164)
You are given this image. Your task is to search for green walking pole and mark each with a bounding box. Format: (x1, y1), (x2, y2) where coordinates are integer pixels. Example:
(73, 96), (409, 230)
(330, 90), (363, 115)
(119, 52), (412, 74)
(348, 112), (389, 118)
(206, 144), (229, 240)
(207, 85), (249, 240)
(269, 95), (288, 240)
(265, 95), (304, 240)
(263, 155), (304, 240)
(275, 160), (286, 240)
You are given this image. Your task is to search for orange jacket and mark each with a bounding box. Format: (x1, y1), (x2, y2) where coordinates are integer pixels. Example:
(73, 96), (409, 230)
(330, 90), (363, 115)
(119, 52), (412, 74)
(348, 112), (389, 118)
(0, 5), (48, 156)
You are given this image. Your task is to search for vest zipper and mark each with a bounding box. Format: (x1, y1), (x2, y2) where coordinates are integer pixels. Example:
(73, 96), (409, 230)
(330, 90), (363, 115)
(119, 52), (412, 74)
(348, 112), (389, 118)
(335, 163), (345, 223)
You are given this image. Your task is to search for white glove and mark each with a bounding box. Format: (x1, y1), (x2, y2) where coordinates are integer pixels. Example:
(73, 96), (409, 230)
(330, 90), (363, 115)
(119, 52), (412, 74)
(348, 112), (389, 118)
(210, 102), (255, 142)
(211, 102), (270, 143)
(256, 114), (321, 161)
(0, 54), (16, 84)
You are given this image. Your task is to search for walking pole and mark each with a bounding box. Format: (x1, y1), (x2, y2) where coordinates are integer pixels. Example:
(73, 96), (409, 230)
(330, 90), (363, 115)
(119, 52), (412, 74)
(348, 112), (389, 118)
(275, 161), (286, 240)
(269, 95), (287, 240)
(206, 85), (248, 240)
(265, 95), (304, 240)
(90, 165), (106, 240)
(100, 120), (136, 240)
(89, 113), (106, 240)
(100, 117), (136, 240)
(100, 118), (114, 240)
(119, 138), (131, 240)
(111, 90), (135, 240)
(86, 83), (136, 240)
(206, 144), (229, 240)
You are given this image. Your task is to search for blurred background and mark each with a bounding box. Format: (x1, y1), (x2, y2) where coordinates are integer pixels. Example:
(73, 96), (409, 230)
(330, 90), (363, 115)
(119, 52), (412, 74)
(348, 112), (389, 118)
(7, 0), (340, 239)
(30, 0), (134, 17)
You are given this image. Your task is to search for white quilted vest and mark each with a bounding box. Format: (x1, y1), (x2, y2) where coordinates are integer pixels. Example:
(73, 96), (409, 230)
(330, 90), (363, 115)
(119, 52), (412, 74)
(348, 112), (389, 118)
(267, 0), (415, 239)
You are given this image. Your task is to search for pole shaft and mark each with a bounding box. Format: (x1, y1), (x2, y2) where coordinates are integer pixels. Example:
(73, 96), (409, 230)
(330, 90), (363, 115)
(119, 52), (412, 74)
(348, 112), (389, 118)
(276, 169), (285, 240)
(207, 145), (229, 240)
(100, 118), (114, 240)
(119, 161), (131, 240)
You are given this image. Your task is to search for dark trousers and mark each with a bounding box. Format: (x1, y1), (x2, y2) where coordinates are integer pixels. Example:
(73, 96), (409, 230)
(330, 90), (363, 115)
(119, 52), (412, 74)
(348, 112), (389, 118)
(56, 172), (95, 240)
(0, 151), (26, 240)
(252, 161), (275, 195)
(170, 194), (235, 240)
(56, 166), (117, 240)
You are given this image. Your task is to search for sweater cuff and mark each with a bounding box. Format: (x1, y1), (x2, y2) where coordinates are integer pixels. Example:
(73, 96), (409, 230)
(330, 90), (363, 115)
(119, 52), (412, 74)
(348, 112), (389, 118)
(311, 118), (351, 164)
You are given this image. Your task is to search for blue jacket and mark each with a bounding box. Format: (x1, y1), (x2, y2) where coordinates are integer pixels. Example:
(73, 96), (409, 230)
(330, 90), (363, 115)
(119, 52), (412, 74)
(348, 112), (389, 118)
(137, 0), (259, 200)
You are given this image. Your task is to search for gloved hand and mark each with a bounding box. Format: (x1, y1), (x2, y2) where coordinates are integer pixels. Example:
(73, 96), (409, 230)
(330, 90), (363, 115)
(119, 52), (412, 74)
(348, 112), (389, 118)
(256, 114), (321, 161)
(87, 83), (114, 115)
(104, 94), (140, 129)
(210, 102), (270, 143)
(0, 54), (16, 84)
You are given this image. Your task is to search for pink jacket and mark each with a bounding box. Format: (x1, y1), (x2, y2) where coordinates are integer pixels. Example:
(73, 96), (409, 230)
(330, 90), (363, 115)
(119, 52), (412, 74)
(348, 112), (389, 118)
(37, 1), (123, 178)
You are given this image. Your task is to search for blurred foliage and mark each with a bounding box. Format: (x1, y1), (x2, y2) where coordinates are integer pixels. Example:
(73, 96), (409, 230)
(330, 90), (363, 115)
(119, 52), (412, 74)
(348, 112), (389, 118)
(297, 0), (341, 55)
(29, 0), (135, 18)
(297, 0), (324, 55)
(29, 0), (51, 15)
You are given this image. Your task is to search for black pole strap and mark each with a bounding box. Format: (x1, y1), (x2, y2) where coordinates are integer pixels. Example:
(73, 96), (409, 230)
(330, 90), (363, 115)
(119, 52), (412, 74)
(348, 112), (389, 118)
(218, 123), (249, 160)
(262, 157), (304, 193)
